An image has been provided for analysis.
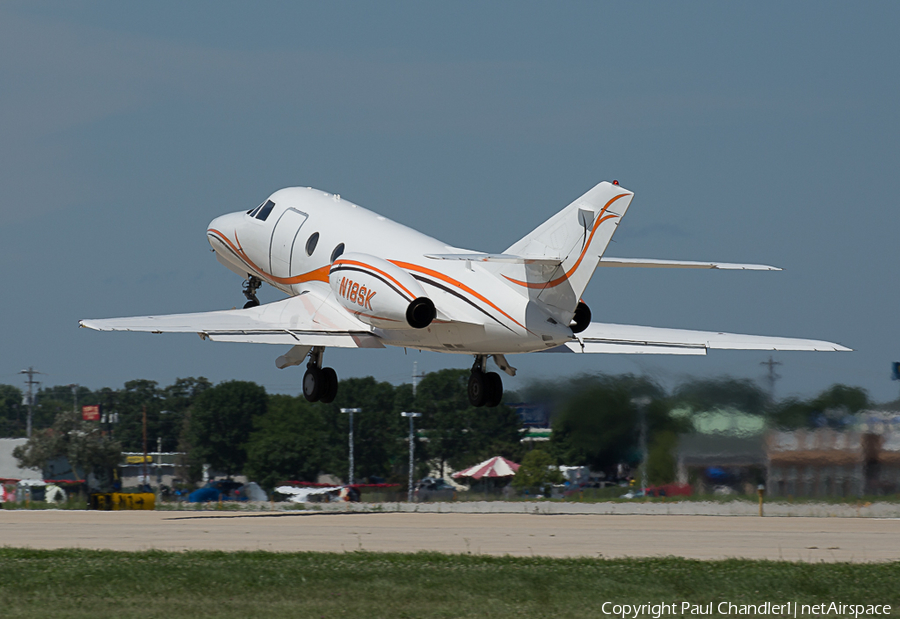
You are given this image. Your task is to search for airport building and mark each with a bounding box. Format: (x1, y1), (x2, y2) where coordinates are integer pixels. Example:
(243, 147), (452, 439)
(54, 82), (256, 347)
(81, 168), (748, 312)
(766, 412), (900, 497)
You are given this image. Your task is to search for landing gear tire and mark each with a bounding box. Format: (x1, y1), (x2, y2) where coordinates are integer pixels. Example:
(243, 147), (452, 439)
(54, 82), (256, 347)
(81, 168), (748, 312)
(303, 367), (322, 402)
(319, 367), (338, 404)
(468, 370), (487, 408)
(243, 299), (260, 309)
(303, 366), (339, 403)
(484, 372), (503, 407)
(468, 370), (504, 408)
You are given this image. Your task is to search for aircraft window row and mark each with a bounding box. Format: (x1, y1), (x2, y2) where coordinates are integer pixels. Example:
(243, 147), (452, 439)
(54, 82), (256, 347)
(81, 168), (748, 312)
(255, 200), (276, 221)
(330, 243), (345, 263)
(306, 232), (319, 256)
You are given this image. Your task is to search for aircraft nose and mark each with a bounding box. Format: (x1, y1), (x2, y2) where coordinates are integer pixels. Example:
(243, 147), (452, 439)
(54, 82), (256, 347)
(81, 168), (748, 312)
(207, 212), (242, 251)
(207, 213), (230, 234)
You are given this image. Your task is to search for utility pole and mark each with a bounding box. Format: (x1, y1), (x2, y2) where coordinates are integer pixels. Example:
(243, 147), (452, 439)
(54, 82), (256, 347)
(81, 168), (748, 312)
(632, 397), (651, 496)
(19, 367), (43, 438)
(340, 408), (362, 485)
(412, 362), (424, 397)
(401, 412), (422, 502)
(142, 405), (148, 489)
(157, 436), (163, 485)
(761, 356), (782, 401)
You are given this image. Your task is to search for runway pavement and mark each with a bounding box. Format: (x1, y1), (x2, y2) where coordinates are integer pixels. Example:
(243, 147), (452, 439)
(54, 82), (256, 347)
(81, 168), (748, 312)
(2, 510), (899, 562)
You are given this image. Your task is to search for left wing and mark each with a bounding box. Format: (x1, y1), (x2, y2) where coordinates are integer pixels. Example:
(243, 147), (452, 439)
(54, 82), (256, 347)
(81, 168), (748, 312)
(550, 322), (850, 354)
(79, 290), (384, 348)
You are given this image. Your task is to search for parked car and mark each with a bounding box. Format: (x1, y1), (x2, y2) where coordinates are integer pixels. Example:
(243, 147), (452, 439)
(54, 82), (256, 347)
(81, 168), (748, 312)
(188, 480), (251, 502)
(414, 477), (457, 502)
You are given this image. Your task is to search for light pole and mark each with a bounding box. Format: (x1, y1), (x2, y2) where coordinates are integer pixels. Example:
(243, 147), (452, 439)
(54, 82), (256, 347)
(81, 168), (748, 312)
(401, 412), (422, 502)
(340, 408), (362, 485)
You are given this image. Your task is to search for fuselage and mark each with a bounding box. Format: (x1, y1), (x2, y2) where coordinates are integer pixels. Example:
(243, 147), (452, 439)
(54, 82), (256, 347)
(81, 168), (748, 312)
(206, 187), (574, 354)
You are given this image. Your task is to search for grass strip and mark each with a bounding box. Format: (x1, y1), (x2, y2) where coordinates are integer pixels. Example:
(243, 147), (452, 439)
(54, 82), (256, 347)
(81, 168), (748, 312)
(0, 548), (898, 618)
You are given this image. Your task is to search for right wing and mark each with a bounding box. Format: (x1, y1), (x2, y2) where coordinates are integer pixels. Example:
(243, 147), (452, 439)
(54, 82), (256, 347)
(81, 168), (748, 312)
(79, 290), (384, 349)
(551, 322), (850, 354)
(598, 257), (781, 270)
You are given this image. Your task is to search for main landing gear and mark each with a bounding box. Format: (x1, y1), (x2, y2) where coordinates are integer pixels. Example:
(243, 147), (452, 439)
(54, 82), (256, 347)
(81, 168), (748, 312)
(242, 275), (262, 309)
(467, 356), (504, 408)
(303, 347), (339, 404)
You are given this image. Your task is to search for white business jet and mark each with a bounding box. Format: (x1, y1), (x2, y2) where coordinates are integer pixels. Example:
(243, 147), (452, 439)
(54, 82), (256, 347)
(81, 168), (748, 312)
(80, 181), (849, 406)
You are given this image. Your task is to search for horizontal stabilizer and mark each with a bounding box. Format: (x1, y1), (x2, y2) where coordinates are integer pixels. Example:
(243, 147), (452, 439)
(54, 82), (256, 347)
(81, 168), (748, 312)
(598, 257), (781, 270)
(79, 292), (382, 348)
(425, 253), (561, 266)
(546, 322), (850, 354)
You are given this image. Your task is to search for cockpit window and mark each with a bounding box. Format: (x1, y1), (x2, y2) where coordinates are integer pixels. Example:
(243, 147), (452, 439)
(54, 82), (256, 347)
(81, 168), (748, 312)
(247, 202), (263, 216)
(305, 232), (319, 256)
(255, 200), (276, 221)
(330, 243), (345, 263)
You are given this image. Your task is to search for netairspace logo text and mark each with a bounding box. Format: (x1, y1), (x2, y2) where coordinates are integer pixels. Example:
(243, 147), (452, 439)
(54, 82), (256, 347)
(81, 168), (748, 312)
(600, 602), (892, 618)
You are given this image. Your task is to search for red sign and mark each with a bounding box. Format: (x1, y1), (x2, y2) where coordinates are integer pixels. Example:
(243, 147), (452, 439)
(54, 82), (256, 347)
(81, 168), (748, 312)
(82, 405), (101, 421)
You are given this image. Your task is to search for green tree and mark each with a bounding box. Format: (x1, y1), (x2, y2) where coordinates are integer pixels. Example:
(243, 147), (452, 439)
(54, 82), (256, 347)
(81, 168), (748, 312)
(0, 384), (24, 437)
(326, 377), (406, 482)
(415, 370), (472, 476)
(114, 380), (163, 452)
(769, 383), (871, 429)
(672, 377), (769, 415)
(13, 409), (122, 487)
(646, 430), (679, 485)
(511, 449), (562, 494)
(810, 384), (870, 414)
(160, 377), (211, 452)
(245, 394), (330, 490)
(186, 381), (266, 477)
(549, 374), (669, 471)
(415, 369), (522, 476)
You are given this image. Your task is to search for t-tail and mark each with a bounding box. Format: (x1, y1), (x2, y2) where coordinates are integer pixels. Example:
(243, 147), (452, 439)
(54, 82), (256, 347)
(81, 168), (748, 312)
(502, 181), (634, 318)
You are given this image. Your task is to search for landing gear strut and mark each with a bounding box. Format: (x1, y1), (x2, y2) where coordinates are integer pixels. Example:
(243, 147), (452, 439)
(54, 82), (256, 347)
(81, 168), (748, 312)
(467, 355), (503, 408)
(303, 347), (339, 404)
(242, 275), (262, 309)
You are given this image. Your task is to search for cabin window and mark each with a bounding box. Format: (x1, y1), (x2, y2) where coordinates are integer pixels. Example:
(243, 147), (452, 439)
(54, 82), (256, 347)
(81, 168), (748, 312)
(255, 200), (276, 221)
(305, 232), (320, 256)
(330, 243), (345, 263)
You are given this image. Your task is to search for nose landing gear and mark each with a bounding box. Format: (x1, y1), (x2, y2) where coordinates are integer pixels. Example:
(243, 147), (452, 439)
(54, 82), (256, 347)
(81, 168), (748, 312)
(302, 347), (339, 404)
(467, 355), (503, 408)
(242, 275), (262, 309)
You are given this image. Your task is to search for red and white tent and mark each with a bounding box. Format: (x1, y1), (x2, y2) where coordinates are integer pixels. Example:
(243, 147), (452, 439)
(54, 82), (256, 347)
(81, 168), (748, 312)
(452, 456), (520, 480)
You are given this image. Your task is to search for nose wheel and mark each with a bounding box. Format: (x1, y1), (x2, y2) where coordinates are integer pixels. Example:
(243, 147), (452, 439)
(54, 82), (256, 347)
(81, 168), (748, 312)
(467, 356), (503, 408)
(242, 275), (262, 309)
(302, 347), (338, 403)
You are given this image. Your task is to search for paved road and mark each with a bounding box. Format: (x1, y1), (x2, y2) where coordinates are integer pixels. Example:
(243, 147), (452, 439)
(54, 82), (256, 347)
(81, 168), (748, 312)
(2, 510), (899, 562)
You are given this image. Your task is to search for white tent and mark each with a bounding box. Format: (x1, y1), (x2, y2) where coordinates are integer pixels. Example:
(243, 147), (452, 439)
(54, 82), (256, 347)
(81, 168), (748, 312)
(453, 456), (520, 480)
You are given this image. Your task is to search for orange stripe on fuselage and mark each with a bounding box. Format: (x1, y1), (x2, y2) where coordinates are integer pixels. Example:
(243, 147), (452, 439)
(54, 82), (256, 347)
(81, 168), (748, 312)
(332, 259), (417, 301)
(389, 260), (527, 331)
(207, 228), (329, 285)
(501, 193), (628, 290)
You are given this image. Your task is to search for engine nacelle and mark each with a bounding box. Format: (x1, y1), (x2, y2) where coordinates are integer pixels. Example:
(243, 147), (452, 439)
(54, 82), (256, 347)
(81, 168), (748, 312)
(330, 252), (435, 330)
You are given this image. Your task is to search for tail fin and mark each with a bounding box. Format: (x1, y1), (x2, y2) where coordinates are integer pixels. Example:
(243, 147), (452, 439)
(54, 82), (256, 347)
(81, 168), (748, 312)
(502, 181), (634, 315)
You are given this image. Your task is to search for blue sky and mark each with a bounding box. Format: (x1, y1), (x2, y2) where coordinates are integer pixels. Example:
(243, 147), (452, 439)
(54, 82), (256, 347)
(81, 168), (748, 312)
(2, 2), (898, 402)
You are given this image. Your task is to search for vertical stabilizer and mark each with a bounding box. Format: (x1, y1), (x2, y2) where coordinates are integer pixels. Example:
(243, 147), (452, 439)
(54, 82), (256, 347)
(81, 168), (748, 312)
(502, 181), (634, 316)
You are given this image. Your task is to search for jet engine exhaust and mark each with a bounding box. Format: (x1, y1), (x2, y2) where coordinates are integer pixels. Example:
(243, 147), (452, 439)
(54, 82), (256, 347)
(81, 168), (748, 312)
(406, 297), (436, 329)
(571, 301), (591, 333)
